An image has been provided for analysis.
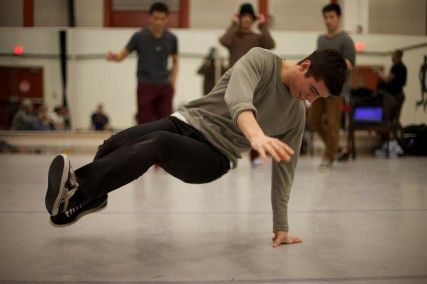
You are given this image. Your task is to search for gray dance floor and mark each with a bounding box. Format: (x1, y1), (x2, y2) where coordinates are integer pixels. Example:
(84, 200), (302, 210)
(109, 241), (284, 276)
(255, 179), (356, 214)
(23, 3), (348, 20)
(1, 154), (426, 283)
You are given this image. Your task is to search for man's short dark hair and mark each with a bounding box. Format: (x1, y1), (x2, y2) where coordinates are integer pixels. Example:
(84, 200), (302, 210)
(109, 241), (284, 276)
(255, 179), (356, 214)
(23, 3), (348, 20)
(299, 49), (347, 97)
(150, 2), (169, 15)
(394, 49), (403, 59)
(322, 3), (341, 17)
(239, 3), (257, 20)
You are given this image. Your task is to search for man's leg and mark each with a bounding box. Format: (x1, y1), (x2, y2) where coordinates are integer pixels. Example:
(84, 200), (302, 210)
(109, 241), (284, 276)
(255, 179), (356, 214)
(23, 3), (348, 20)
(154, 83), (174, 120)
(45, 118), (177, 220)
(137, 82), (157, 124)
(93, 117), (175, 161)
(78, 129), (230, 200)
(395, 91), (405, 122)
(394, 91), (405, 132)
(324, 96), (342, 162)
(46, 117), (230, 225)
(391, 92), (405, 140)
(308, 98), (327, 143)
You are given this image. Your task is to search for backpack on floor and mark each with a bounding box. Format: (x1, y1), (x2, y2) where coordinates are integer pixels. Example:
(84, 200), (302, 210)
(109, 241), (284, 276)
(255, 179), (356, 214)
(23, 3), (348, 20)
(402, 124), (427, 156)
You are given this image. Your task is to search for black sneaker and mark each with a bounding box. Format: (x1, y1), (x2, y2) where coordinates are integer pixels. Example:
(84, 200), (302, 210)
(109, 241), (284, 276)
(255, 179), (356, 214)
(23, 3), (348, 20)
(45, 154), (79, 216)
(50, 195), (108, 227)
(336, 148), (350, 162)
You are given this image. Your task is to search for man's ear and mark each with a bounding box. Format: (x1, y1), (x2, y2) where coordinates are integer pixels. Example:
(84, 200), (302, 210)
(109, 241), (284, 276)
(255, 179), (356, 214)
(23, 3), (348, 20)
(300, 60), (311, 72)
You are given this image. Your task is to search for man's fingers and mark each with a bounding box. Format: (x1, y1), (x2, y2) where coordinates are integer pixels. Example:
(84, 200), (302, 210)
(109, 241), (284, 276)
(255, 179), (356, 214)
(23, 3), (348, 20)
(276, 140), (295, 156)
(270, 142), (291, 162)
(264, 143), (280, 162)
(106, 52), (115, 61)
(272, 234), (303, 247)
(286, 236), (303, 244)
(282, 143), (295, 155)
(252, 138), (295, 163)
(267, 140), (293, 162)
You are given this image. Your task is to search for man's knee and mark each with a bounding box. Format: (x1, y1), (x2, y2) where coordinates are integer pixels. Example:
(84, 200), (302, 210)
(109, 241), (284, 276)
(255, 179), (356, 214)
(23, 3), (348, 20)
(94, 136), (116, 160)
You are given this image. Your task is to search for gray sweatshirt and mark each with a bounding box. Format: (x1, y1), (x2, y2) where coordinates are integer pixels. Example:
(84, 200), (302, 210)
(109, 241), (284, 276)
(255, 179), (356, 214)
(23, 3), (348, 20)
(177, 47), (305, 232)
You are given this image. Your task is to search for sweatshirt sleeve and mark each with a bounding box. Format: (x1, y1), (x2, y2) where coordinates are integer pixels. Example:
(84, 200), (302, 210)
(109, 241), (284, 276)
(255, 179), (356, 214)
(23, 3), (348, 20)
(259, 26), (275, 50)
(219, 23), (239, 48)
(271, 106), (305, 232)
(224, 47), (268, 124)
(342, 34), (356, 67)
(125, 32), (139, 53)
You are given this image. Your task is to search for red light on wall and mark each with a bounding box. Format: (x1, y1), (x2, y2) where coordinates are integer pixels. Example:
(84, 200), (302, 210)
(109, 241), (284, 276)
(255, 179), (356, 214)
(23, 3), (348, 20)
(14, 45), (24, 56)
(355, 42), (366, 53)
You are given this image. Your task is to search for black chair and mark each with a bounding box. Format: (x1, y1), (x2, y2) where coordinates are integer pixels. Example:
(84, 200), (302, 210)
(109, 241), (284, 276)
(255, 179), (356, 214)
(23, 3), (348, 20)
(348, 88), (393, 159)
(348, 107), (392, 159)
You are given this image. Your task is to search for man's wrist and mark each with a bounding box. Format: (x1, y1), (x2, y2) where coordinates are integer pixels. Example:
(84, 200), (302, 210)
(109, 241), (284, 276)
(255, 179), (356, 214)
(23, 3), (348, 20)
(273, 226), (289, 233)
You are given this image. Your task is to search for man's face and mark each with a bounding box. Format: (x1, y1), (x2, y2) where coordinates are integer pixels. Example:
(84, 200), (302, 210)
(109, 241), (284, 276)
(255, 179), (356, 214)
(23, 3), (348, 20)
(323, 11), (340, 33)
(149, 11), (168, 33)
(289, 61), (330, 103)
(239, 14), (255, 30)
(391, 52), (400, 64)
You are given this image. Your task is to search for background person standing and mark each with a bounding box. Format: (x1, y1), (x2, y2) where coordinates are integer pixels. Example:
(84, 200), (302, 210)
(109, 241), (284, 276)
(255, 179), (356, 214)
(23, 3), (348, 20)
(374, 49), (407, 157)
(377, 49), (407, 126)
(219, 3), (275, 68)
(107, 2), (178, 124)
(220, 2), (275, 166)
(308, 3), (355, 169)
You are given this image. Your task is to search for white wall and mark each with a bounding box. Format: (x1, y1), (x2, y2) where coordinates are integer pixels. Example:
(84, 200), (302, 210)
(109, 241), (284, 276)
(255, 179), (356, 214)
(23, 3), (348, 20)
(75, 0), (103, 28)
(1, 0), (426, 37)
(1, 28), (426, 130)
(66, 29), (427, 129)
(0, 28), (63, 111)
(369, 0), (426, 35)
(342, 0), (369, 34)
(269, 0), (325, 31)
(34, 0), (68, 27)
(190, 0), (258, 29)
(399, 47), (427, 125)
(350, 33), (427, 126)
(0, 0), (23, 27)
(68, 29), (137, 129)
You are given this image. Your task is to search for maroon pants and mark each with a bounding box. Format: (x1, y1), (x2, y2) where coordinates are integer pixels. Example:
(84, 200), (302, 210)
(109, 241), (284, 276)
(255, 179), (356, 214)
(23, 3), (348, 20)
(137, 82), (174, 124)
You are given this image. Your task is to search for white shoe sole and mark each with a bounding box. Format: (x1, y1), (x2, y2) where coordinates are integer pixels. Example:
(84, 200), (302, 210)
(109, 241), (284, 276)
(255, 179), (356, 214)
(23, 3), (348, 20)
(46, 154), (70, 216)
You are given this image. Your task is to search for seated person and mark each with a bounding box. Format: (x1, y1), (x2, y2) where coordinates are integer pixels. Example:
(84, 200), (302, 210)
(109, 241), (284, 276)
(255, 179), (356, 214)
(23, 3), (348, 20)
(11, 99), (47, 130)
(91, 103), (111, 131)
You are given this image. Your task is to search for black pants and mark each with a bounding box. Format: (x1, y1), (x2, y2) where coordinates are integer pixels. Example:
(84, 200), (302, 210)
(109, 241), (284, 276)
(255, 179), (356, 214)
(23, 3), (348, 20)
(382, 91), (405, 139)
(75, 117), (230, 200)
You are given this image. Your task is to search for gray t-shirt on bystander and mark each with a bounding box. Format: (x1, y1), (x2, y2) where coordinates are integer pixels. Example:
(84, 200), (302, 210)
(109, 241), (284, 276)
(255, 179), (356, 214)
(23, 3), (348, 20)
(177, 48), (306, 233)
(318, 32), (355, 96)
(126, 28), (178, 85)
(317, 32), (355, 66)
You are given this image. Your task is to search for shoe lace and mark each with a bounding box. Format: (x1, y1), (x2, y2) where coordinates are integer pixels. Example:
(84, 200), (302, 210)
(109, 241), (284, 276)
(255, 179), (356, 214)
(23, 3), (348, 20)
(66, 166), (79, 189)
(60, 165), (80, 211)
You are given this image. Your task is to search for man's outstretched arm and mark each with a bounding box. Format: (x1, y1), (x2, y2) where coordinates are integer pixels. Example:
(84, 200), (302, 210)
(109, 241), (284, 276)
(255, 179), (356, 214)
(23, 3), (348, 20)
(106, 48), (129, 62)
(236, 110), (302, 248)
(270, 112), (305, 248)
